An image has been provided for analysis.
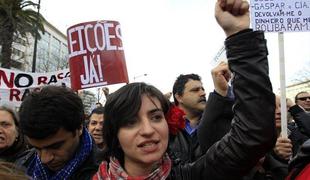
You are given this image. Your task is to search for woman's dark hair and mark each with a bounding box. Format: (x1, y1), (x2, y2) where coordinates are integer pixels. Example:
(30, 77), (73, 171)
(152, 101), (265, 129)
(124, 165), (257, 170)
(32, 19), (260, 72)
(103, 82), (170, 163)
(90, 107), (105, 117)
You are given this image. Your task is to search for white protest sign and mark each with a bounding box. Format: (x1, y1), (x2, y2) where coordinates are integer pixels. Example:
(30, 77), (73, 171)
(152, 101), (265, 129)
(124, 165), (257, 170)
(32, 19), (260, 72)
(250, 0), (310, 32)
(0, 68), (71, 107)
(0, 68), (70, 89)
(211, 46), (227, 67)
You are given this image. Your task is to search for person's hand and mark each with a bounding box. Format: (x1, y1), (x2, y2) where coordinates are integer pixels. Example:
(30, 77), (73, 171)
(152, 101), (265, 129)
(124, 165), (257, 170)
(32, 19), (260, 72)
(273, 137), (293, 160)
(215, 0), (250, 37)
(211, 62), (231, 97)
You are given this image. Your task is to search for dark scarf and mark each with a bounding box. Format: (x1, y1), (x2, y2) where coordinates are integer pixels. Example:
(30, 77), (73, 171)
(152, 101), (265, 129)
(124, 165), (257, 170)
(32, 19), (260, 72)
(0, 133), (27, 162)
(27, 128), (93, 180)
(93, 153), (171, 180)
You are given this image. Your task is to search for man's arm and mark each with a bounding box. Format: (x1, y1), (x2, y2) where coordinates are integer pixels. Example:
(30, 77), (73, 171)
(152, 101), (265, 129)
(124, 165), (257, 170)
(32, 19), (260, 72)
(215, 0), (250, 37)
(197, 62), (234, 152)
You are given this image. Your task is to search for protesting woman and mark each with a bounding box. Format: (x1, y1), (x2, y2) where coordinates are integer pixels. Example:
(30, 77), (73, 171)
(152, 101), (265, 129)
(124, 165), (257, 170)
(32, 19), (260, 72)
(93, 0), (276, 179)
(0, 106), (28, 163)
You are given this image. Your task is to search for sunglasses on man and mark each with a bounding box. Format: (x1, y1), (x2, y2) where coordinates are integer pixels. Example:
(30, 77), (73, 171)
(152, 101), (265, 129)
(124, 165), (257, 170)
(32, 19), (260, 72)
(297, 96), (310, 101)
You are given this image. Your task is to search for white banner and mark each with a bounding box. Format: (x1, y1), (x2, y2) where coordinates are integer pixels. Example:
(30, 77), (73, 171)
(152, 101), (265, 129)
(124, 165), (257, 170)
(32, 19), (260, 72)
(0, 68), (71, 107)
(250, 0), (310, 32)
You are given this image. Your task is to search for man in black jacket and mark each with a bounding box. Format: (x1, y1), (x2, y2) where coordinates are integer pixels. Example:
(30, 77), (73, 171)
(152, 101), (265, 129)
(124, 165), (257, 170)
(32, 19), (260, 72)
(169, 73), (206, 163)
(295, 91), (310, 112)
(171, 65), (235, 164)
(17, 86), (102, 180)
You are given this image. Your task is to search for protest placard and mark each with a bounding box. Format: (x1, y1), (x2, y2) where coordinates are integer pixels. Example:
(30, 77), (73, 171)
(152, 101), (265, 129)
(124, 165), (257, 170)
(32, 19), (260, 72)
(67, 20), (129, 90)
(250, 0), (310, 32)
(0, 68), (70, 107)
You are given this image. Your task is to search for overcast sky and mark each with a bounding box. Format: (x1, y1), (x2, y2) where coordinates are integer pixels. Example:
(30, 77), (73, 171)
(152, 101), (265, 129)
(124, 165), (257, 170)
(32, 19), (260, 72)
(39, 0), (310, 96)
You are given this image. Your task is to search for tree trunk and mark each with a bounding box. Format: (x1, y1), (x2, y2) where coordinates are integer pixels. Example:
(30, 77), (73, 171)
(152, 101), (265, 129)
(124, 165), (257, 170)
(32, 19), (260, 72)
(0, 24), (14, 69)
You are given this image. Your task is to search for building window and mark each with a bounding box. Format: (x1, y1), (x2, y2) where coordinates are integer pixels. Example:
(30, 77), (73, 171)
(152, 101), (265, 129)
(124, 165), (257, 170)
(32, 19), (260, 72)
(12, 48), (25, 57)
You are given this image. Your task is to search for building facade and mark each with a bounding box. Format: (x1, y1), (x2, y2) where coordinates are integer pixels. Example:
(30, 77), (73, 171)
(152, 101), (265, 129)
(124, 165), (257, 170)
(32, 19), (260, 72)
(0, 19), (69, 72)
(26, 20), (69, 72)
(78, 90), (97, 115)
(1, 18), (97, 111)
(286, 80), (310, 101)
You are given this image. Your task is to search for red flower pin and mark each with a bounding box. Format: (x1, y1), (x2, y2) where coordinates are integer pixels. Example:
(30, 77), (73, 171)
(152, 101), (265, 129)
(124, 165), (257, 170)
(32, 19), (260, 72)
(165, 105), (186, 135)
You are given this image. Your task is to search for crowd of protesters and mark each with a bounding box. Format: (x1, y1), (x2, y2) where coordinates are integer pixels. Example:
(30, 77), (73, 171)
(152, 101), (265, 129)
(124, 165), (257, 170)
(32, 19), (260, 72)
(1, 0), (310, 179)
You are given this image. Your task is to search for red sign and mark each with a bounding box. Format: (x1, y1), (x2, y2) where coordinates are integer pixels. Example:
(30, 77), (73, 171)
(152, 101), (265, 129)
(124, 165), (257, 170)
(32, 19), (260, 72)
(67, 20), (129, 90)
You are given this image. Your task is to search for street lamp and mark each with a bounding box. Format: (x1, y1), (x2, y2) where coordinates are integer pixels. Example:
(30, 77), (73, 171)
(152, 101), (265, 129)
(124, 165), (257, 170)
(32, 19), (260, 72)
(96, 87), (109, 104)
(32, 0), (41, 72)
(97, 87), (103, 103)
(133, 73), (147, 81)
